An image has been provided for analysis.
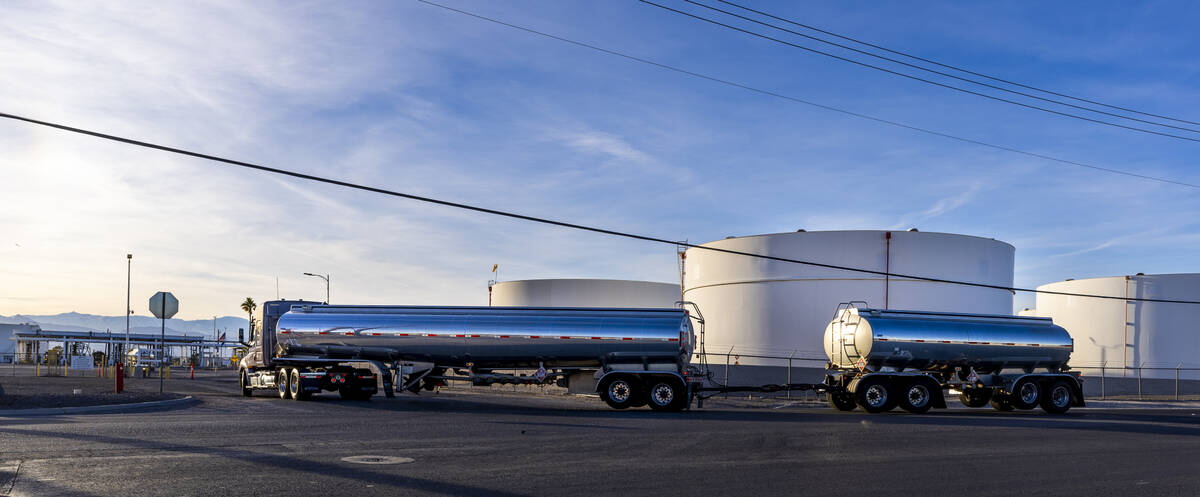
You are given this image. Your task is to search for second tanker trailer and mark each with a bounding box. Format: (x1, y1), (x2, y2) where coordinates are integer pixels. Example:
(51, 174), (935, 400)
(822, 305), (1084, 413)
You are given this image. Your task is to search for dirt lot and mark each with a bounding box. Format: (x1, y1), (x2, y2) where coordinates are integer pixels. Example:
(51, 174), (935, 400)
(0, 366), (200, 409)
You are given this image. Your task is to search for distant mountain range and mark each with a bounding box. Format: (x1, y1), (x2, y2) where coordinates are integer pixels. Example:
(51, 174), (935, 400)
(0, 312), (249, 339)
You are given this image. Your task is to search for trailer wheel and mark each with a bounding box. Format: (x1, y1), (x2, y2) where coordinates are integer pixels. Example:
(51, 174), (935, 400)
(989, 396), (1014, 411)
(240, 370), (253, 397)
(826, 392), (857, 411)
(1040, 380), (1073, 414)
(647, 380), (686, 412)
(1010, 378), (1041, 410)
(854, 376), (895, 413)
(277, 368), (291, 399)
(289, 368), (309, 401)
(958, 388), (991, 408)
(898, 380), (934, 414)
(600, 376), (639, 410)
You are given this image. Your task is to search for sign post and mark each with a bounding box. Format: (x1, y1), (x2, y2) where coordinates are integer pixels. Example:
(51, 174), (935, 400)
(149, 291), (179, 394)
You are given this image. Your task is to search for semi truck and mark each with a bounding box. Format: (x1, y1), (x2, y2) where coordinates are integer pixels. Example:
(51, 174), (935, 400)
(238, 300), (705, 411)
(239, 300), (1084, 414)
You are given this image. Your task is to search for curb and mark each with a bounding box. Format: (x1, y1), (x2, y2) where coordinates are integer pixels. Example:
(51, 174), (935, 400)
(0, 396), (197, 417)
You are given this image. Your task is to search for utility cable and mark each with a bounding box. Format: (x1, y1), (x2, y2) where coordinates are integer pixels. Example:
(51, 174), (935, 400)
(684, 0), (1200, 134)
(414, 0), (1200, 190)
(636, 0), (1200, 143)
(3, 110), (1199, 305)
(715, 0), (1200, 128)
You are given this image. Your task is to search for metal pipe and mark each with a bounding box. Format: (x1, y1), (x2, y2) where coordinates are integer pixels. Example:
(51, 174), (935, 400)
(125, 254), (131, 368)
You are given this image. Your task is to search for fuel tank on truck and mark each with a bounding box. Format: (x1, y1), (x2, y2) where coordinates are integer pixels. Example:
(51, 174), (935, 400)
(275, 305), (694, 369)
(823, 307), (1073, 373)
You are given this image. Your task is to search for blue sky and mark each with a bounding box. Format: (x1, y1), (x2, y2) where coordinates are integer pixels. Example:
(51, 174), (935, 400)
(1, 0), (1198, 319)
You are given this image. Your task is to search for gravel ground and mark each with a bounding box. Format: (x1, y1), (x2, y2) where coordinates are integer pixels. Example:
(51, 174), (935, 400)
(0, 371), (188, 409)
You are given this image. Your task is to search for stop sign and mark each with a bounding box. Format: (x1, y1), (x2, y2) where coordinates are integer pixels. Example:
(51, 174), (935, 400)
(149, 291), (179, 319)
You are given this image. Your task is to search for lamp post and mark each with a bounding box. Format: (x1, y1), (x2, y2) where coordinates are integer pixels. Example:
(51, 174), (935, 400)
(124, 254), (132, 366)
(303, 272), (330, 304)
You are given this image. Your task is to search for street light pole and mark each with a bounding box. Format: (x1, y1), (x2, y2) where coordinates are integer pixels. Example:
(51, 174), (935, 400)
(125, 254), (131, 366)
(302, 272), (330, 303)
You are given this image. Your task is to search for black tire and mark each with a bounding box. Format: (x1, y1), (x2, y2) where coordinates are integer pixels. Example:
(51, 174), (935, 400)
(289, 368), (309, 401)
(600, 376), (639, 410)
(240, 370), (253, 397)
(277, 368), (291, 399)
(647, 380), (687, 412)
(898, 380), (935, 414)
(1009, 378), (1041, 410)
(1040, 380), (1073, 414)
(989, 396), (1014, 411)
(854, 376), (896, 413)
(827, 392), (857, 411)
(958, 388), (992, 408)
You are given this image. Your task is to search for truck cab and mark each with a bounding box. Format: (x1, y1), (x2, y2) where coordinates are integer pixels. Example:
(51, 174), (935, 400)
(239, 300), (380, 401)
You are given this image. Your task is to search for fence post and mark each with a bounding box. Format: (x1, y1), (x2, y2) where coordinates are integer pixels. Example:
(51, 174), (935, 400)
(1177, 363), (1183, 401)
(724, 346), (733, 387)
(1100, 362), (1106, 400)
(787, 351), (796, 400)
(1137, 362), (1144, 401)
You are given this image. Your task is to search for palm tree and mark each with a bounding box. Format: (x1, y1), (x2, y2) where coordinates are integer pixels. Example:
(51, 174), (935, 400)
(240, 297), (257, 334)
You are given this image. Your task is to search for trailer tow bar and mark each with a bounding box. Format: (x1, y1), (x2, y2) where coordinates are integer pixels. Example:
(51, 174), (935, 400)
(696, 383), (830, 400)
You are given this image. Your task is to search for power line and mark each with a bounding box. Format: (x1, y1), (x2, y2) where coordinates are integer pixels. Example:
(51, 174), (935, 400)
(685, 0), (1200, 135)
(3, 110), (1198, 305)
(635, 0), (1200, 144)
(715, 0), (1200, 128)
(412, 0), (1200, 190)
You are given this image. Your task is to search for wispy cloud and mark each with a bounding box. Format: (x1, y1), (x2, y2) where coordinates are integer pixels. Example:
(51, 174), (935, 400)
(889, 183), (983, 230)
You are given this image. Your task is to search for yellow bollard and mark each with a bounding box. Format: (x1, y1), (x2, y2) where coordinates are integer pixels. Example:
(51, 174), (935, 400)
(65, 363), (69, 377)
(166, 366), (171, 379)
(36, 362), (40, 377)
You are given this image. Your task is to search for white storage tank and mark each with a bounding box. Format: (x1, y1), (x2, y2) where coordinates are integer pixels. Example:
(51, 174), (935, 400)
(1034, 273), (1200, 378)
(490, 279), (681, 308)
(682, 230), (1014, 364)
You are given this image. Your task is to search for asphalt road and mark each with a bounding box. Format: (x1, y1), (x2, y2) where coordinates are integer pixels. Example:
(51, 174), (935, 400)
(2, 378), (1199, 497)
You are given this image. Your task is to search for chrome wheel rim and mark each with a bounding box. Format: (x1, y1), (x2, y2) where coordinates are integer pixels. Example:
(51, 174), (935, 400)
(1052, 386), (1070, 408)
(907, 385), (929, 407)
(651, 383), (674, 406)
(609, 381), (631, 403)
(278, 371), (287, 395)
(290, 370), (300, 396)
(865, 384), (887, 407)
(1018, 382), (1038, 404)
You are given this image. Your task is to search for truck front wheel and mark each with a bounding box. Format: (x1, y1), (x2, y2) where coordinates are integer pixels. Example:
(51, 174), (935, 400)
(240, 370), (252, 397)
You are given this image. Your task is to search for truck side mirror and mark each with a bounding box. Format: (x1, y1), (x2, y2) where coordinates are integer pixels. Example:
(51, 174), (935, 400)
(238, 328), (244, 343)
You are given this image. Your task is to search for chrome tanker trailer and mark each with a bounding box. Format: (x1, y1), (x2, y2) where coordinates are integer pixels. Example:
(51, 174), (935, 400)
(238, 300), (703, 411)
(821, 305), (1084, 414)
